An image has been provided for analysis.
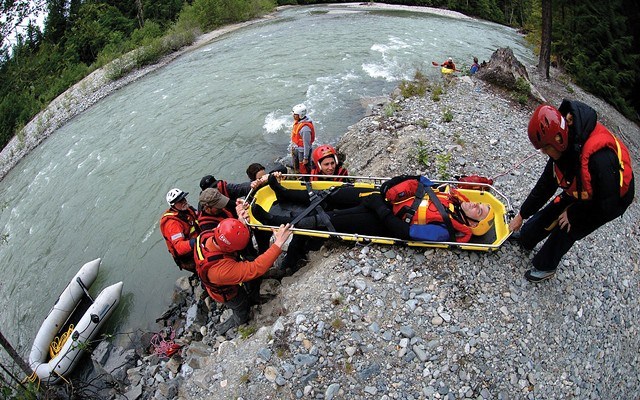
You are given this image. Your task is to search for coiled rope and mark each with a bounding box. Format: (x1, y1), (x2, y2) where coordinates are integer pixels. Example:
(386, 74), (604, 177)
(49, 324), (75, 358)
(150, 327), (181, 357)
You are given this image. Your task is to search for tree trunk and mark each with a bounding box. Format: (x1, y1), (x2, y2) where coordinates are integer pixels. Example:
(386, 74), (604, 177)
(135, 0), (144, 28)
(0, 331), (33, 377)
(538, 0), (552, 79)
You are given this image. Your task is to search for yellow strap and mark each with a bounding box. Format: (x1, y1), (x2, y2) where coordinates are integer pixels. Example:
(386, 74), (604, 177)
(49, 324), (75, 359)
(611, 133), (624, 187)
(196, 235), (205, 261)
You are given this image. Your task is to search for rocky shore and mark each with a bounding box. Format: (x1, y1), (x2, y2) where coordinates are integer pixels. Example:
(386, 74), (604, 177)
(5, 5), (638, 400)
(77, 65), (640, 400)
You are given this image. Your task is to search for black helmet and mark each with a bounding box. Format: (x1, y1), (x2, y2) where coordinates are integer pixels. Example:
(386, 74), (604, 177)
(199, 175), (217, 191)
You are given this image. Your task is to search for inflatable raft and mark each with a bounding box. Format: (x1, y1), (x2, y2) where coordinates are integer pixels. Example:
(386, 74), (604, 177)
(28, 258), (123, 384)
(247, 175), (513, 251)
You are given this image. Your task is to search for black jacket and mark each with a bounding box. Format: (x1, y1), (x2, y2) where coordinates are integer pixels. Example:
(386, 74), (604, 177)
(520, 100), (634, 230)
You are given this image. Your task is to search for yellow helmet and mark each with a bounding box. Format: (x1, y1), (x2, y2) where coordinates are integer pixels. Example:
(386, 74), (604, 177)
(470, 206), (495, 236)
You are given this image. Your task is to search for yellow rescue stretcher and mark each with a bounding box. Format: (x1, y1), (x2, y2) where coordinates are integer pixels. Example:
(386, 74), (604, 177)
(246, 175), (514, 252)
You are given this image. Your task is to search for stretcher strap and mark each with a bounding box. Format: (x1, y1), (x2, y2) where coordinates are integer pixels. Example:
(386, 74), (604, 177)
(424, 186), (456, 241)
(290, 185), (336, 231)
(401, 183), (427, 224)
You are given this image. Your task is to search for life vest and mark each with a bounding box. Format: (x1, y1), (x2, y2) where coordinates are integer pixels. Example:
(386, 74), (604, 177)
(442, 61), (456, 70)
(554, 122), (633, 200)
(160, 206), (200, 261)
(214, 180), (229, 198)
(193, 231), (240, 302)
(310, 165), (349, 182)
(198, 208), (234, 232)
(383, 177), (472, 241)
(291, 119), (316, 147)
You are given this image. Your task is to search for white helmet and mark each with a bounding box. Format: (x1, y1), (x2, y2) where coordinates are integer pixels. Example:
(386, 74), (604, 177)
(166, 188), (188, 206)
(292, 103), (307, 118)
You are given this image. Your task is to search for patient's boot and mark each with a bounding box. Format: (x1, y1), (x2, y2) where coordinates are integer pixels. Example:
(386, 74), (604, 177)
(268, 174), (311, 204)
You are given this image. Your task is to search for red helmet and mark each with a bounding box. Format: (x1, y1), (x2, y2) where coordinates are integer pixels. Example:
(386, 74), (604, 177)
(527, 105), (568, 152)
(213, 219), (250, 253)
(312, 145), (338, 169)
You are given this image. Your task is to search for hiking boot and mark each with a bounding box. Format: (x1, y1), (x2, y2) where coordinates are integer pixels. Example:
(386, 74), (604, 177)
(215, 318), (237, 335)
(524, 268), (556, 283)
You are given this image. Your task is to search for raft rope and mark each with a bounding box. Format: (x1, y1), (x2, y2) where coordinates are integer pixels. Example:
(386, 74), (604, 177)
(490, 150), (538, 181)
(49, 324), (75, 359)
(150, 327), (182, 357)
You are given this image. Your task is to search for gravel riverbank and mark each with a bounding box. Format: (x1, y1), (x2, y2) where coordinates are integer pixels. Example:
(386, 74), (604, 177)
(153, 70), (637, 400)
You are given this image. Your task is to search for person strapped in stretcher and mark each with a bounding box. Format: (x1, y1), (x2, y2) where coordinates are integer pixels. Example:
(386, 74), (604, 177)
(251, 173), (495, 243)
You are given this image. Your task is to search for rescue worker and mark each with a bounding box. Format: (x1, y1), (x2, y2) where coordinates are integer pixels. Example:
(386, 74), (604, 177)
(199, 174), (251, 215)
(200, 174), (270, 253)
(274, 144), (351, 276)
(198, 188), (233, 231)
(441, 57), (456, 71)
(310, 145), (349, 181)
(509, 101), (634, 282)
(290, 103), (315, 174)
(159, 188), (200, 272)
(246, 162), (288, 181)
(194, 218), (292, 335)
(246, 163), (267, 182)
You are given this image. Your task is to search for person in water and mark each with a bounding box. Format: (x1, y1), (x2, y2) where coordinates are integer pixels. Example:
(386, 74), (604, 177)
(159, 188), (200, 272)
(509, 101), (634, 282)
(441, 57), (456, 71)
(252, 173), (495, 243)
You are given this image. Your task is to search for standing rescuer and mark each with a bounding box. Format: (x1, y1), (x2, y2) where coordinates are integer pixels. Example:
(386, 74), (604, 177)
(290, 103), (315, 174)
(194, 218), (292, 335)
(509, 100), (635, 282)
(160, 188), (201, 272)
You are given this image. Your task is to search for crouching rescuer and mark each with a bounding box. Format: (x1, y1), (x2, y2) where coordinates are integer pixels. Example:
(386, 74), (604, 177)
(194, 218), (292, 335)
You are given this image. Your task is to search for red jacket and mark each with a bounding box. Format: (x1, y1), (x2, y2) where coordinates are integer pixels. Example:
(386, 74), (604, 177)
(197, 208), (233, 232)
(310, 165), (349, 182)
(194, 231), (282, 302)
(160, 207), (200, 268)
(554, 122), (633, 200)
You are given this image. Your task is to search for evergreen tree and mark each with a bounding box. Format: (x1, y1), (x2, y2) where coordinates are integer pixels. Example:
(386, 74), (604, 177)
(538, 0), (551, 78)
(555, 0), (637, 116)
(43, 0), (69, 43)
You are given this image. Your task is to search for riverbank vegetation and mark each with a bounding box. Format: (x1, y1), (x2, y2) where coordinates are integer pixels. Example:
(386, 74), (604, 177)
(0, 0), (638, 152)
